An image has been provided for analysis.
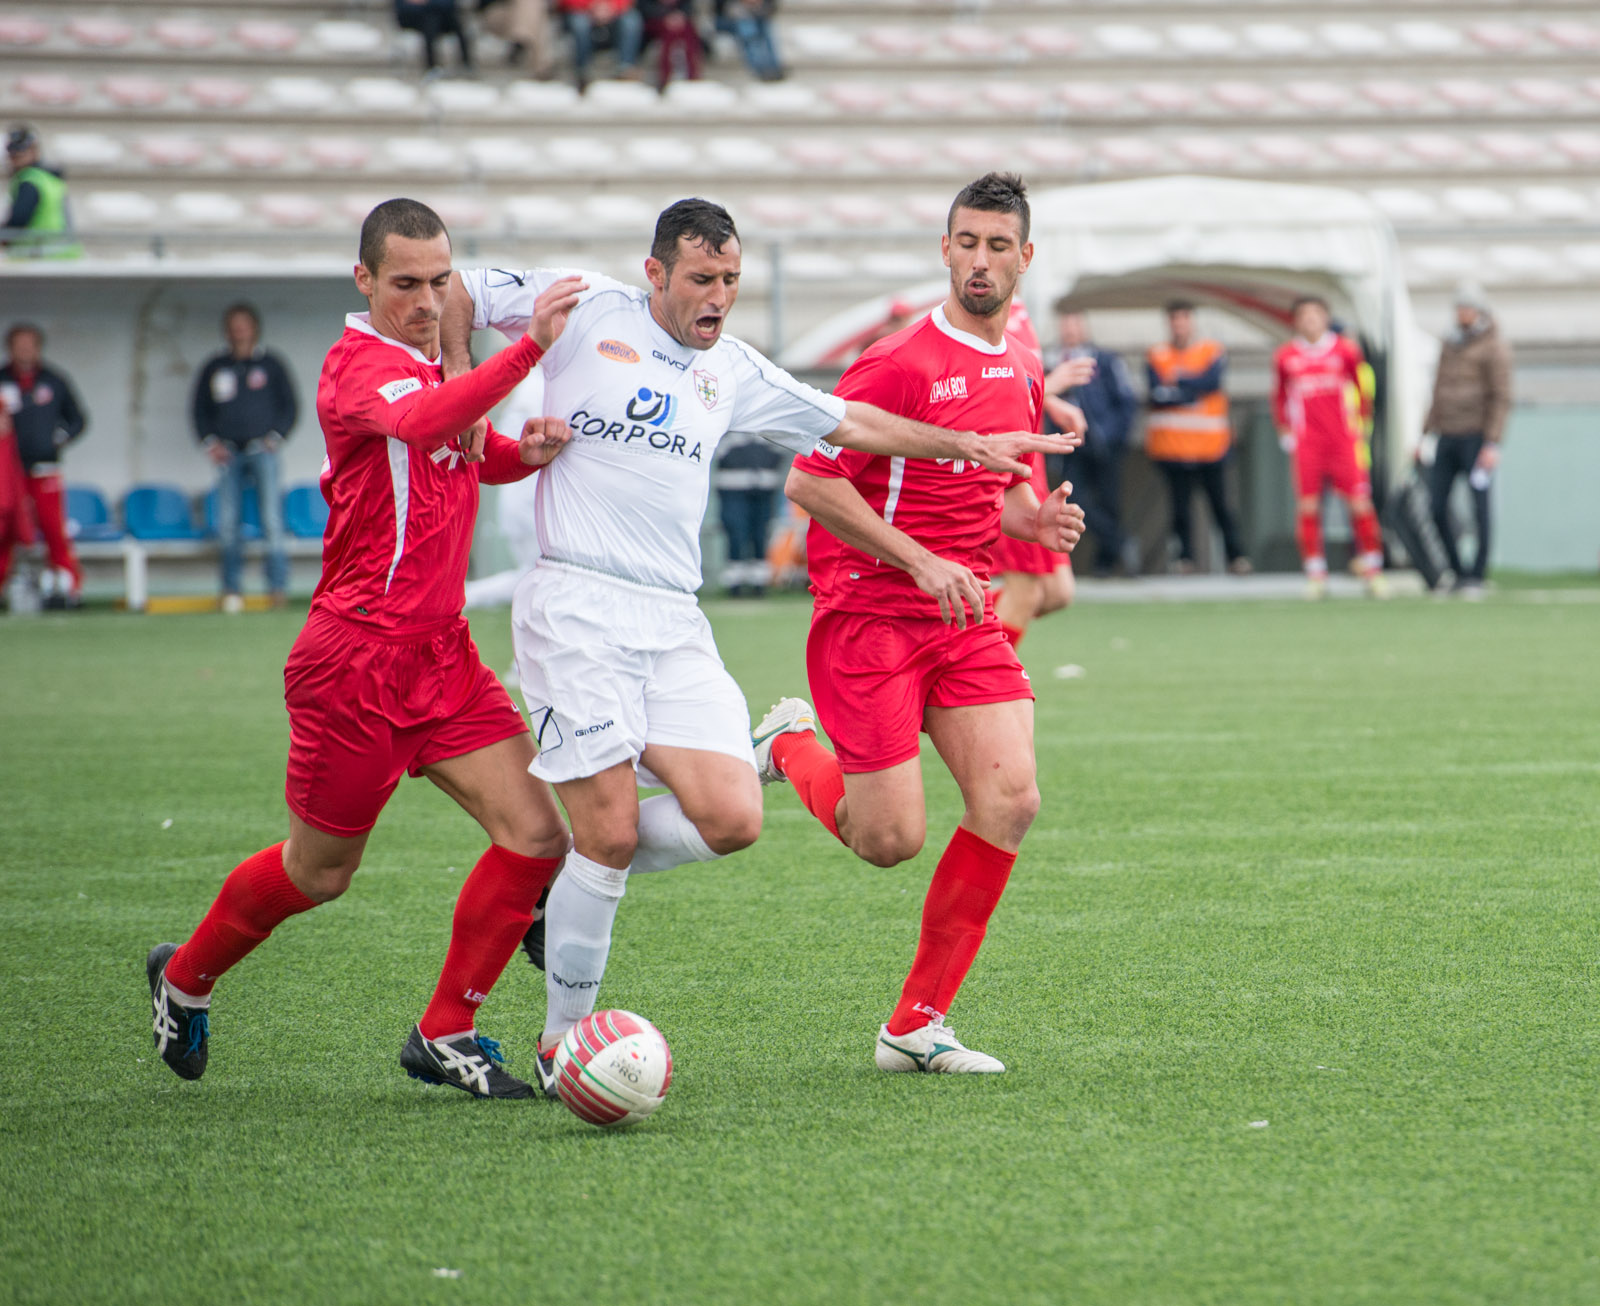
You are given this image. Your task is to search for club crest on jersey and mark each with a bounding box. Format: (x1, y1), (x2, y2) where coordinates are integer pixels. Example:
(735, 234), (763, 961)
(596, 339), (641, 364)
(626, 387), (678, 428)
(693, 369), (719, 409)
(929, 374), (968, 404)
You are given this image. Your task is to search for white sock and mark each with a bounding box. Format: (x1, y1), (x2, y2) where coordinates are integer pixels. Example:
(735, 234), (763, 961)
(630, 793), (719, 876)
(162, 976), (211, 1010)
(542, 851), (628, 1047)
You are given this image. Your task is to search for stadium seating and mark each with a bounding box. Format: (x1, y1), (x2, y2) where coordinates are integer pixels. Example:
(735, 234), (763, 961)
(202, 486), (263, 540)
(65, 486), (122, 543)
(283, 485), (329, 540)
(124, 485), (204, 541)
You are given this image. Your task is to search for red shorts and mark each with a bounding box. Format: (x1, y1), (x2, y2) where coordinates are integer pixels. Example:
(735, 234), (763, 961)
(992, 535), (1068, 576)
(807, 607), (1034, 773)
(283, 607), (527, 837)
(1295, 434), (1370, 499)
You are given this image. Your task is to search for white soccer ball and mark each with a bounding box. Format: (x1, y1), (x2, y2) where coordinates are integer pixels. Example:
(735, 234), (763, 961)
(553, 1009), (672, 1128)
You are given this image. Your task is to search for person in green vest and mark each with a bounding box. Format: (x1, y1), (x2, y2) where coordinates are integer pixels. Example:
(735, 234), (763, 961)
(5, 125), (81, 259)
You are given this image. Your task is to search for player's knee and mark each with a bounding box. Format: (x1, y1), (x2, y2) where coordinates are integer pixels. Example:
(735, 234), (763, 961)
(583, 827), (639, 870)
(698, 805), (762, 856)
(498, 817), (570, 863)
(853, 827), (923, 868)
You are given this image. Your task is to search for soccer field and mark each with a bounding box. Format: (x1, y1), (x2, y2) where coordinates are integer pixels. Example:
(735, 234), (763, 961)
(2, 592), (1596, 1306)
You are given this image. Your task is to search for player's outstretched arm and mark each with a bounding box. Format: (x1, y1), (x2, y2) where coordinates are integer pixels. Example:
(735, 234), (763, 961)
(828, 401), (1083, 477)
(785, 466), (988, 628)
(1002, 481), (1085, 552)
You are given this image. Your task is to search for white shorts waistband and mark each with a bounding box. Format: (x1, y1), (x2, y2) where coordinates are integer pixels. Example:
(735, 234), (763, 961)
(536, 556), (699, 604)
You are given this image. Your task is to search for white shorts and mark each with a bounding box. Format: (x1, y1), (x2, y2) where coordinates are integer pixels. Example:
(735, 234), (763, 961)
(512, 559), (758, 785)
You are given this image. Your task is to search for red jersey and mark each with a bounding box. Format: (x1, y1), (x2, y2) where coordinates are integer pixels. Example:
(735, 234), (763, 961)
(1273, 333), (1368, 445)
(794, 304), (1042, 619)
(313, 313), (540, 630)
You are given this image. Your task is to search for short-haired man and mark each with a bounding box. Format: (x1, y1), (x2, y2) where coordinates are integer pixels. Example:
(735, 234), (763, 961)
(1273, 295), (1386, 598)
(147, 199), (584, 1098)
(1146, 301), (1249, 574)
(0, 323), (87, 607)
(443, 195), (1079, 1091)
(754, 173), (1087, 1073)
(191, 303), (299, 612)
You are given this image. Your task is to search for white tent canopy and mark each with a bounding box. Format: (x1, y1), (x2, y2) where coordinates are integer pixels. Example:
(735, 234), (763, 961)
(784, 176), (1432, 487)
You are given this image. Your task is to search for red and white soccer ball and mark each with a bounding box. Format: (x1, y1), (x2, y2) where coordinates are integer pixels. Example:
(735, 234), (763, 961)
(553, 1009), (672, 1128)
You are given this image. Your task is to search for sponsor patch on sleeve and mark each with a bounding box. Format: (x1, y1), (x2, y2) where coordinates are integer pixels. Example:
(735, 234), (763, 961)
(378, 377), (423, 404)
(811, 437), (842, 460)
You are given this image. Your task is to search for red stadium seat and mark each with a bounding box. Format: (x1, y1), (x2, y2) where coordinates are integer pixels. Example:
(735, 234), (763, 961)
(948, 137), (1015, 171)
(1541, 22), (1600, 53)
(258, 194), (326, 228)
(18, 74), (84, 107)
(1020, 27), (1078, 58)
(1328, 134), (1392, 168)
(864, 137), (928, 171)
(785, 138), (850, 172)
(981, 84), (1045, 115)
(1097, 137), (1164, 172)
(1477, 132), (1548, 166)
(825, 83), (891, 116)
(1467, 22), (1532, 53)
(1435, 80), (1500, 112)
(1552, 132), (1600, 164)
(152, 19), (217, 51)
(307, 138), (373, 171)
(0, 16), (49, 46)
(1135, 82), (1197, 113)
(1251, 135), (1316, 168)
(186, 78), (252, 110)
(1057, 83), (1121, 115)
(1022, 137), (1088, 171)
(744, 195), (815, 230)
(1210, 81), (1275, 114)
(943, 26), (1008, 57)
(1361, 80), (1428, 113)
(907, 193), (954, 226)
(1401, 133), (1472, 167)
(1584, 79), (1600, 105)
(65, 16), (135, 48)
(824, 195), (892, 228)
(864, 27), (927, 58)
(223, 137), (289, 170)
(102, 76), (171, 109)
(432, 196), (490, 231)
(1508, 80), (1576, 111)
(904, 83), (961, 115)
(136, 135), (207, 168)
(1174, 137), (1241, 170)
(233, 21), (300, 53)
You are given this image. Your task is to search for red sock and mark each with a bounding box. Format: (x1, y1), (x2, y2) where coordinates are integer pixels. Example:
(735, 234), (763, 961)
(886, 826), (1017, 1036)
(1296, 508), (1324, 570)
(770, 730), (846, 843)
(999, 621), (1025, 649)
(1353, 507), (1383, 568)
(419, 846), (561, 1039)
(164, 843), (316, 996)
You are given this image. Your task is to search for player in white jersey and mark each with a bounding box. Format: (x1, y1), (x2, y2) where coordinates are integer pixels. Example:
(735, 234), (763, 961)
(441, 198), (1084, 1091)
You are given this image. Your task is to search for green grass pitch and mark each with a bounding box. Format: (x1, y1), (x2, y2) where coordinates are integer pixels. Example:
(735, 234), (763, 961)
(2, 591), (1597, 1305)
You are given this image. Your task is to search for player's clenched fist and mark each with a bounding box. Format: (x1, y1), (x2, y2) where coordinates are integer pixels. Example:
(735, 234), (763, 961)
(1034, 482), (1085, 553)
(518, 416), (571, 467)
(527, 275), (588, 351)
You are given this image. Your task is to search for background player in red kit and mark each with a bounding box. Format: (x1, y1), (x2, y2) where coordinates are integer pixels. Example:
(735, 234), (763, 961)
(753, 174), (1086, 1073)
(1273, 295), (1386, 599)
(146, 199), (587, 1098)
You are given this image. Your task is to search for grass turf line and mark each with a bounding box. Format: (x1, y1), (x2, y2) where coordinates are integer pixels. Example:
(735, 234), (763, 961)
(0, 594), (1596, 1305)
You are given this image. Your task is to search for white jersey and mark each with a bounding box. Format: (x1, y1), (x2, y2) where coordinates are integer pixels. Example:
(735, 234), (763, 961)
(462, 267), (847, 593)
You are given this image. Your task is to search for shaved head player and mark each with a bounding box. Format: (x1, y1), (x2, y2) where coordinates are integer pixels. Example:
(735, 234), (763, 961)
(147, 199), (586, 1098)
(755, 173), (1086, 1074)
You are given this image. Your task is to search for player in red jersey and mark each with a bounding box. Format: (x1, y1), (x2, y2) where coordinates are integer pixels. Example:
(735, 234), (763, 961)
(146, 199), (587, 1098)
(752, 174), (1086, 1073)
(992, 300), (1094, 649)
(1273, 295), (1386, 598)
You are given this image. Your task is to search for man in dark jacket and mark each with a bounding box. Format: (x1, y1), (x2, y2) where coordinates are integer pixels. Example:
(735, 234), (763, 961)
(1423, 281), (1512, 597)
(1050, 307), (1139, 576)
(191, 303), (298, 611)
(0, 323), (87, 606)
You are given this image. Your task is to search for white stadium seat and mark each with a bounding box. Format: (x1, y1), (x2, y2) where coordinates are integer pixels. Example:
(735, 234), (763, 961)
(1367, 188), (1440, 221)
(785, 137), (851, 172)
(186, 78), (252, 110)
(52, 133), (127, 169)
(1170, 25), (1238, 56)
(266, 77), (340, 112)
(623, 136), (700, 174)
(465, 137), (540, 175)
(1402, 134), (1472, 167)
(1508, 80), (1576, 111)
(662, 80), (738, 112)
(861, 252), (941, 282)
(741, 82), (820, 117)
(864, 137), (928, 171)
(1484, 245), (1558, 281)
(223, 136), (289, 169)
(153, 19), (217, 51)
(1392, 22), (1463, 55)
(1516, 186), (1590, 220)
(1174, 137), (1241, 170)
(103, 76), (171, 109)
(0, 16), (49, 47)
(1245, 24), (1312, 57)
(581, 195), (658, 230)
(1094, 25), (1163, 57)
(136, 135), (207, 168)
(786, 25), (855, 59)
(18, 75), (84, 108)
(66, 16), (135, 49)
(1562, 244), (1600, 275)
(1319, 23), (1387, 56)
(1286, 82), (1351, 114)
(1098, 137), (1164, 171)
(234, 21), (300, 53)
(943, 26), (1008, 57)
(505, 194), (576, 234)
(823, 195), (892, 228)
(1404, 246), (1478, 282)
(1435, 80), (1500, 112)
(427, 81), (501, 114)
(505, 81), (580, 114)
(346, 78), (420, 112)
(431, 196), (490, 231)
(906, 193), (955, 226)
(1023, 137), (1088, 171)
(258, 194), (326, 228)
(1136, 83), (1197, 113)
(948, 137), (1015, 172)
(1467, 23), (1532, 54)
(704, 137), (781, 173)
(904, 83), (960, 115)
(312, 21), (385, 56)
(1478, 133), (1548, 166)
(1442, 187), (1515, 221)
(1210, 82), (1275, 114)
(1361, 81), (1428, 114)
(1541, 22), (1600, 53)
(308, 138), (373, 171)
(171, 192), (247, 227)
(80, 190), (162, 227)
(1020, 27), (1079, 58)
(784, 252), (853, 282)
(337, 193), (393, 225)
(744, 195), (815, 230)
(542, 136), (619, 173)
(581, 79), (659, 112)
(381, 136), (461, 175)
(1584, 79), (1600, 105)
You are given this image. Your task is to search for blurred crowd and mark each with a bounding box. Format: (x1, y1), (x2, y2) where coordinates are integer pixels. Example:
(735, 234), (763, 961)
(391, 0), (785, 91)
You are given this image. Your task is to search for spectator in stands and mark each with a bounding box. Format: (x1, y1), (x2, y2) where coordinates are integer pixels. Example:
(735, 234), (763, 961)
(713, 433), (784, 597)
(714, 0), (784, 81)
(1145, 301), (1250, 575)
(5, 125), (81, 260)
(0, 324), (88, 608)
(560, 0), (646, 90)
(479, 0), (556, 75)
(1423, 281), (1512, 599)
(641, 0), (704, 89)
(1052, 307), (1138, 577)
(191, 304), (298, 613)
(393, 0), (474, 76)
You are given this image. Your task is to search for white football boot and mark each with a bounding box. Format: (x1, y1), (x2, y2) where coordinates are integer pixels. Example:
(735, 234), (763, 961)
(751, 697), (816, 786)
(875, 1019), (1005, 1074)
